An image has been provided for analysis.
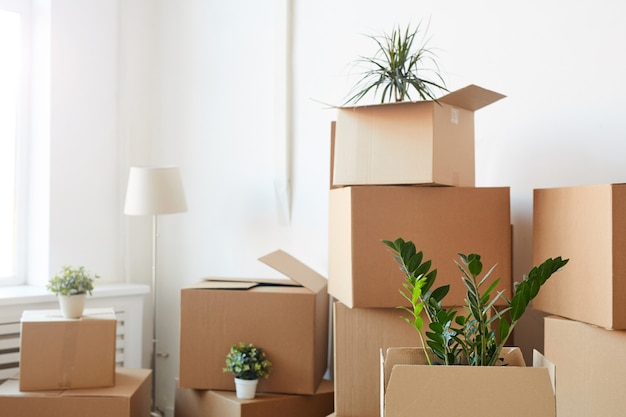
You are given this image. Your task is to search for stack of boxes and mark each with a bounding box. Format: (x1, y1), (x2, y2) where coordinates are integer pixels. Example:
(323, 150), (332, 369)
(0, 308), (151, 417)
(328, 84), (516, 417)
(533, 184), (626, 417)
(176, 250), (335, 417)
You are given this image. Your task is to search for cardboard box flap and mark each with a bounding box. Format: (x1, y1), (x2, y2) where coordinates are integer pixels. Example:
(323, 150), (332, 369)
(193, 276), (299, 290)
(258, 250), (327, 294)
(533, 349), (556, 394)
(438, 84), (506, 111)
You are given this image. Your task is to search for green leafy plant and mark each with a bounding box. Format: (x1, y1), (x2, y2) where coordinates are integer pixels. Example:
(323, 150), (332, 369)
(382, 238), (568, 366)
(223, 342), (272, 380)
(344, 23), (448, 105)
(46, 265), (99, 296)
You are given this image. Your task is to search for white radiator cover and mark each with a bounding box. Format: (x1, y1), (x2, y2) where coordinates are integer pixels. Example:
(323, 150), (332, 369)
(0, 284), (149, 382)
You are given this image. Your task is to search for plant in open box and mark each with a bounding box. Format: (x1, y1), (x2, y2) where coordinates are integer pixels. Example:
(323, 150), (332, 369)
(46, 265), (100, 318)
(223, 342), (272, 399)
(344, 23), (448, 105)
(382, 238), (568, 366)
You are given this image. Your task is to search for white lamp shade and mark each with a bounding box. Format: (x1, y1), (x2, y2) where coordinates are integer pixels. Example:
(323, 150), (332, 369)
(124, 166), (188, 215)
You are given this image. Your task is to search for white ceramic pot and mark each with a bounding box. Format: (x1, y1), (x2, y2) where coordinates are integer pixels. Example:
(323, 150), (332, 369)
(58, 293), (86, 318)
(234, 377), (258, 399)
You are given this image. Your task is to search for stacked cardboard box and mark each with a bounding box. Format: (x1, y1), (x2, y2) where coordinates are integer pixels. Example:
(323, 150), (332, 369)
(176, 250), (334, 417)
(0, 308), (151, 416)
(534, 184), (626, 416)
(328, 85), (522, 417)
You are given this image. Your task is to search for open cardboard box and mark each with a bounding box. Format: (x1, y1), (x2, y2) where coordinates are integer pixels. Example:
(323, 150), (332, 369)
(380, 347), (555, 417)
(332, 84), (505, 187)
(179, 250), (329, 395)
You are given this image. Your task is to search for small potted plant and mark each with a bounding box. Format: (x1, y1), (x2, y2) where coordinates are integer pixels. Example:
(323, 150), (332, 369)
(344, 22), (448, 105)
(46, 265), (99, 318)
(223, 342), (272, 399)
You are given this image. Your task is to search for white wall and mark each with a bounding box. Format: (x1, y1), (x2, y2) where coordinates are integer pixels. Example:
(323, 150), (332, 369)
(42, 0), (626, 413)
(146, 0), (626, 411)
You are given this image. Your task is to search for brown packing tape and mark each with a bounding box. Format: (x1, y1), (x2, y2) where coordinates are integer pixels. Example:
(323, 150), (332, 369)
(60, 322), (80, 387)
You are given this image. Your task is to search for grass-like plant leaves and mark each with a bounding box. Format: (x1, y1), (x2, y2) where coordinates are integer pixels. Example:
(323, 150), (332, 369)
(344, 23), (448, 105)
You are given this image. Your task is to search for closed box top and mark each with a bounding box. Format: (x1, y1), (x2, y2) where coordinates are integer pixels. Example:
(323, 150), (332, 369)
(332, 85), (505, 187)
(19, 308), (117, 391)
(533, 184), (626, 329)
(179, 250), (329, 395)
(0, 368), (151, 417)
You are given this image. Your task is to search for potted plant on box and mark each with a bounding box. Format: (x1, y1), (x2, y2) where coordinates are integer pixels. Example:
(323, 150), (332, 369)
(344, 22), (448, 105)
(46, 265), (99, 318)
(223, 342), (272, 399)
(382, 237), (568, 366)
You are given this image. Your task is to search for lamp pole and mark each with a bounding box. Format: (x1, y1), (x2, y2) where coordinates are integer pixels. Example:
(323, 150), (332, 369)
(150, 214), (161, 417)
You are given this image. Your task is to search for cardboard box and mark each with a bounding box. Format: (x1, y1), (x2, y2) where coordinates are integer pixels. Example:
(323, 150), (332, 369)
(333, 301), (513, 417)
(533, 184), (626, 329)
(175, 379), (334, 417)
(544, 315), (626, 417)
(19, 308), (117, 390)
(179, 250), (329, 395)
(332, 84), (505, 187)
(333, 302), (421, 417)
(0, 368), (151, 417)
(381, 347), (555, 417)
(329, 185), (512, 308)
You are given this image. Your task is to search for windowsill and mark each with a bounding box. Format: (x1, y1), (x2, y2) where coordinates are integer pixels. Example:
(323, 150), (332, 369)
(0, 283), (151, 307)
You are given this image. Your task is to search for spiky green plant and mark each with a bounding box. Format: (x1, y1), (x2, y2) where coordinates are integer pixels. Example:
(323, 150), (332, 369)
(345, 23), (448, 105)
(383, 238), (568, 366)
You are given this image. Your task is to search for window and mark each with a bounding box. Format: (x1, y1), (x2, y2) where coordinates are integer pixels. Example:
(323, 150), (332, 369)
(0, 1), (29, 285)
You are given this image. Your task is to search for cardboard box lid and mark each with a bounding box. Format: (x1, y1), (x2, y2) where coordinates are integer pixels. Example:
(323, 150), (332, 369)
(21, 308), (116, 322)
(192, 250), (327, 294)
(258, 250), (327, 294)
(380, 347), (555, 417)
(438, 84), (506, 111)
(337, 84), (505, 112)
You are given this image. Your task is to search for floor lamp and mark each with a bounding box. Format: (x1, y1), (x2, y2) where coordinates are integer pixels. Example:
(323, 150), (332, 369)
(124, 166), (187, 417)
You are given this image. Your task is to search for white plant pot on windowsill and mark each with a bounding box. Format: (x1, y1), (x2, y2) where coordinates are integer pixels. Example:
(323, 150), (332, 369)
(58, 293), (87, 318)
(234, 378), (258, 399)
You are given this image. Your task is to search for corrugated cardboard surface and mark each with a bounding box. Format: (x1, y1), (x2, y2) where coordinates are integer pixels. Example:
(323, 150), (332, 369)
(328, 186), (512, 308)
(333, 302), (422, 417)
(179, 251), (329, 395)
(533, 184), (626, 329)
(544, 315), (626, 417)
(381, 347), (554, 417)
(332, 85), (504, 187)
(0, 368), (151, 417)
(19, 308), (117, 390)
(174, 379), (334, 417)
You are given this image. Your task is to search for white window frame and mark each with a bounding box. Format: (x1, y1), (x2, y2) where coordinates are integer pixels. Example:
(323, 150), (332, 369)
(0, 0), (32, 286)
